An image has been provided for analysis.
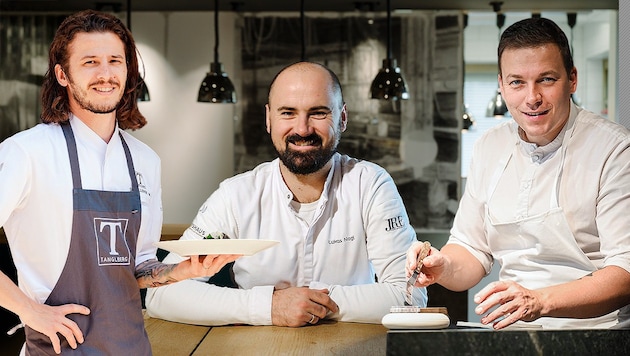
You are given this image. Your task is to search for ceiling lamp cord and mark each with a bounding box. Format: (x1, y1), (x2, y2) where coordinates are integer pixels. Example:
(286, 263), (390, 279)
(486, 1), (509, 118)
(567, 12), (581, 107)
(301, 0), (306, 61)
(567, 12), (577, 56)
(462, 13), (475, 131)
(127, 0), (150, 101)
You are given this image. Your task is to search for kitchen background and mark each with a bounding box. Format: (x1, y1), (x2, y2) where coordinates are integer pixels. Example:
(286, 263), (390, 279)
(236, 12), (462, 232)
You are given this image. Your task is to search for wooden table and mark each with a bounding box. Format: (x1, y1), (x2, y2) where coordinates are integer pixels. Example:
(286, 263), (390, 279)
(144, 312), (387, 355)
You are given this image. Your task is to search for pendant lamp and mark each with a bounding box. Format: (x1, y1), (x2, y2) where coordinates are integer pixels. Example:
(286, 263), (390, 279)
(198, 0), (237, 103)
(370, 0), (409, 101)
(486, 2), (508, 118)
(462, 104), (475, 132)
(127, 0), (150, 102)
(486, 88), (508, 118)
(136, 78), (150, 101)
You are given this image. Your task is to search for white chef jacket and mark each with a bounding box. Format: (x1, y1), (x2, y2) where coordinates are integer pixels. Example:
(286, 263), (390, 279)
(145, 153), (425, 325)
(449, 103), (630, 328)
(0, 115), (162, 305)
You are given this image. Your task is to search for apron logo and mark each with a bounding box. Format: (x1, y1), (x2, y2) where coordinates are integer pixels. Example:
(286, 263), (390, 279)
(136, 172), (150, 197)
(385, 216), (405, 232)
(94, 218), (131, 266)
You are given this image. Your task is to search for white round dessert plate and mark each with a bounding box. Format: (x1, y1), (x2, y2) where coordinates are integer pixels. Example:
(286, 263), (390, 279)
(381, 312), (450, 330)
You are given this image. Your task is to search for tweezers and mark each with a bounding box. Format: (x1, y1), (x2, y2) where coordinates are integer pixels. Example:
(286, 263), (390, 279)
(404, 241), (431, 306)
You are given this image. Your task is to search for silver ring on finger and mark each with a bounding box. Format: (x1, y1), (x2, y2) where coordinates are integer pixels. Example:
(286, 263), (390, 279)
(308, 314), (316, 324)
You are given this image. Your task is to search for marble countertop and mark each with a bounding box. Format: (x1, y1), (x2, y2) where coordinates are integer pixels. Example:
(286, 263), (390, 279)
(387, 328), (630, 355)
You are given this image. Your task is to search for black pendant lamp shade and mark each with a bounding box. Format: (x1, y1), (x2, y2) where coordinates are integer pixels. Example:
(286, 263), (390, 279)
(198, 63), (237, 103)
(370, 0), (409, 101)
(486, 88), (509, 118)
(462, 105), (475, 131)
(136, 77), (150, 102)
(198, 0), (237, 103)
(370, 58), (409, 100)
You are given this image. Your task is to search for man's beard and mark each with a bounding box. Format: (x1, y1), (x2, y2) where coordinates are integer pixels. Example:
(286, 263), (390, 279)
(67, 75), (121, 114)
(276, 133), (337, 175)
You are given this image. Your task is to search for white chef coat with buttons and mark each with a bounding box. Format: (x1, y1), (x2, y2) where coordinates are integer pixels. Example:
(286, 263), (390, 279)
(449, 103), (630, 328)
(145, 153), (425, 325)
(0, 115), (163, 305)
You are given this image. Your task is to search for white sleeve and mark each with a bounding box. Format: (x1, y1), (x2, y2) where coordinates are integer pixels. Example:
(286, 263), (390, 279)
(0, 139), (30, 228)
(144, 185), (277, 325)
(446, 137), (495, 274)
(135, 154), (163, 266)
(596, 137), (630, 272)
(145, 278), (274, 326)
(316, 169), (426, 323)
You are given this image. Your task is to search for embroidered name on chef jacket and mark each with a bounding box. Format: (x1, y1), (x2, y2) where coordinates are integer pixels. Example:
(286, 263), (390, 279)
(328, 236), (356, 245)
(94, 218), (131, 266)
(385, 215), (405, 232)
(189, 223), (207, 238)
(136, 172), (150, 199)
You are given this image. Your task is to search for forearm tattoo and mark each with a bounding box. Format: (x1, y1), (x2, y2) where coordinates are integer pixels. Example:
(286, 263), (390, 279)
(135, 259), (179, 289)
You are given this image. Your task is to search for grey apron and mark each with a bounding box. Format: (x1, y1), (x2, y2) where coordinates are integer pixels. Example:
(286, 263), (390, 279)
(24, 122), (151, 355)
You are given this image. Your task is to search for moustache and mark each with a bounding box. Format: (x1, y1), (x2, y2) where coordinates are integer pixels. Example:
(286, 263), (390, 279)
(286, 134), (322, 146)
(89, 79), (120, 87)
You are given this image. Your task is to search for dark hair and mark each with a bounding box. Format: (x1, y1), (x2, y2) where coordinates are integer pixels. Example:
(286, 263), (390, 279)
(498, 17), (574, 78)
(40, 9), (146, 130)
(267, 61), (344, 108)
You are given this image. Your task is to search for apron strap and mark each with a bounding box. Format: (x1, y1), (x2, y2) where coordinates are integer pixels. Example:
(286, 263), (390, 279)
(61, 121), (139, 193)
(118, 132), (139, 192)
(487, 141), (517, 202)
(60, 121), (82, 190)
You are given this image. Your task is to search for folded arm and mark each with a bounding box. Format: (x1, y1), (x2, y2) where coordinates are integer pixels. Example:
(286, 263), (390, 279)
(145, 277), (275, 326)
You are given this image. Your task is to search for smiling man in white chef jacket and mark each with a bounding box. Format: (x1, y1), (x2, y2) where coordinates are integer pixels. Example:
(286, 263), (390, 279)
(146, 61), (426, 327)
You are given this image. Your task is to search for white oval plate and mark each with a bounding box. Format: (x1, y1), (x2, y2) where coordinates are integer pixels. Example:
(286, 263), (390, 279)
(154, 239), (279, 256)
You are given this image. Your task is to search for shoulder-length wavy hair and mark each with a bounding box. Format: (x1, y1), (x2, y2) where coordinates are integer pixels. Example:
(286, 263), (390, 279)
(40, 9), (147, 130)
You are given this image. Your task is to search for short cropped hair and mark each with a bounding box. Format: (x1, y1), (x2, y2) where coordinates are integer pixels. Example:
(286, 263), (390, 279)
(498, 17), (574, 78)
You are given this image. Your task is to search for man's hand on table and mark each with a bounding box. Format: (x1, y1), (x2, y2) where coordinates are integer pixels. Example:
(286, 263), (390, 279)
(271, 287), (339, 327)
(474, 280), (541, 329)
